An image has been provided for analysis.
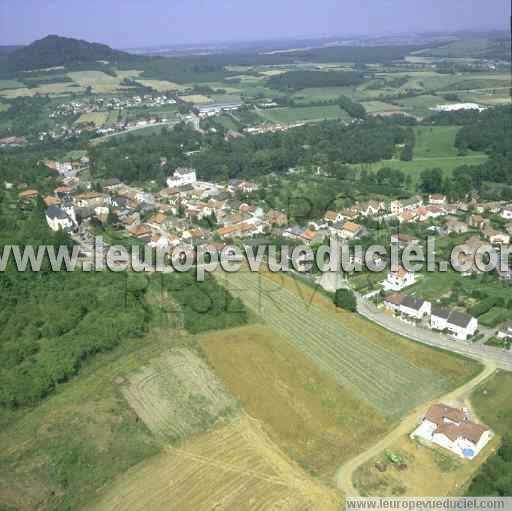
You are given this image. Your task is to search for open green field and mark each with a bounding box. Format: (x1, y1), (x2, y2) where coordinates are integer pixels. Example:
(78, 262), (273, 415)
(362, 100), (404, 114)
(407, 269), (512, 309)
(291, 86), (354, 104)
(361, 153), (489, 188)
(257, 105), (350, 124)
(76, 111), (109, 127)
(471, 371), (512, 435)
(394, 94), (450, 117)
(217, 268), (481, 418)
(413, 126), (461, 158)
(0, 330), (171, 511)
(0, 79), (24, 90)
(202, 325), (391, 476)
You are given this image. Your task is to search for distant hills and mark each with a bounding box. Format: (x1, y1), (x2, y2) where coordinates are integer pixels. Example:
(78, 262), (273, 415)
(7, 35), (145, 71)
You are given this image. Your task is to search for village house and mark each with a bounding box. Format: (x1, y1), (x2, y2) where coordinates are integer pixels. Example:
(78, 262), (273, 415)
(428, 194), (447, 205)
(166, 168), (197, 189)
(497, 321), (512, 340)
(43, 195), (60, 207)
(411, 404), (492, 459)
(482, 227), (510, 245)
(444, 218), (469, 235)
(390, 233), (419, 247)
(468, 214), (488, 230)
(383, 293), (405, 313)
(128, 224), (152, 241)
(431, 306), (478, 341)
(500, 205), (512, 221)
(266, 209), (288, 227)
(383, 267), (416, 291)
(18, 189), (40, 201)
(45, 205), (75, 232)
(75, 192), (110, 209)
(399, 295), (432, 321)
(339, 222), (365, 240)
(217, 222), (257, 240)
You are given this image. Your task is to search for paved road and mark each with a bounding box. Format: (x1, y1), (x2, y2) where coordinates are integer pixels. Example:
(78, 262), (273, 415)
(334, 360), (497, 497)
(356, 296), (512, 371)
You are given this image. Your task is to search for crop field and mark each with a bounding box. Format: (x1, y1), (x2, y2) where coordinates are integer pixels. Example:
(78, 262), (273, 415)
(0, 79), (24, 90)
(121, 349), (237, 441)
(394, 94), (451, 117)
(353, 434), (498, 497)
(89, 414), (341, 511)
(216, 269), (478, 417)
(66, 70), (136, 93)
(202, 325), (391, 476)
(0, 82), (81, 97)
(291, 86), (356, 103)
(135, 79), (186, 92)
(76, 111), (109, 126)
(361, 100), (404, 114)
(257, 105), (349, 124)
(180, 94), (211, 104)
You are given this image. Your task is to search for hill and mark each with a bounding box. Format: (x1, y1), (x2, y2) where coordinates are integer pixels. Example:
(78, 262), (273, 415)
(7, 34), (144, 71)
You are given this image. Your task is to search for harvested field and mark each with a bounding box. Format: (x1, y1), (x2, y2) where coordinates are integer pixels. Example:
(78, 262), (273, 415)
(216, 268), (479, 418)
(88, 414), (341, 511)
(180, 94), (211, 104)
(202, 325), (391, 476)
(121, 349), (237, 441)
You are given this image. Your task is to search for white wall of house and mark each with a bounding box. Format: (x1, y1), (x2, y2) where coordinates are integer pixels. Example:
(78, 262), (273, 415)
(447, 317), (478, 340)
(431, 315), (448, 331)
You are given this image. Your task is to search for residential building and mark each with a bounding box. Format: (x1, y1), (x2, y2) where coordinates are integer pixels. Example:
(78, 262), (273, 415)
(45, 205), (75, 232)
(411, 404), (492, 459)
(399, 295), (431, 321)
(497, 322), (512, 340)
(340, 222), (364, 240)
(166, 168), (197, 189)
(383, 267), (416, 291)
(500, 206), (512, 221)
(447, 311), (478, 341)
(384, 293), (405, 313)
(266, 209), (288, 227)
(429, 194), (447, 205)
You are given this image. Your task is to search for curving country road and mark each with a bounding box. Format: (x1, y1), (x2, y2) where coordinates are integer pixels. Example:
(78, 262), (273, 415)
(334, 360), (497, 497)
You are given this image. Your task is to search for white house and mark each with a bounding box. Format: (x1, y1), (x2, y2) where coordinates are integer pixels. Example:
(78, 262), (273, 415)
(448, 311), (478, 340)
(497, 321), (512, 340)
(166, 168), (197, 188)
(411, 404), (492, 459)
(399, 295), (431, 321)
(383, 267), (416, 291)
(430, 306), (451, 331)
(45, 205), (75, 232)
(501, 206), (512, 221)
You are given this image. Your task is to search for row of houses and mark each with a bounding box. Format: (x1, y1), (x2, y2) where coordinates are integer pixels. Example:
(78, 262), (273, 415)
(384, 292), (478, 341)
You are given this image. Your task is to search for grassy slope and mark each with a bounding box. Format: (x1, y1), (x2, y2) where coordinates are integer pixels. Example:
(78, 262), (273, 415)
(471, 371), (512, 435)
(0, 331), (178, 511)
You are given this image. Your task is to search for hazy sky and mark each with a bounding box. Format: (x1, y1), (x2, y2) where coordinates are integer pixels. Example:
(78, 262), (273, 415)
(0, 0), (509, 47)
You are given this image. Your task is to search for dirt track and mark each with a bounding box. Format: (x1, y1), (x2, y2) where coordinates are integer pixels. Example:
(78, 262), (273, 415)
(334, 360), (497, 497)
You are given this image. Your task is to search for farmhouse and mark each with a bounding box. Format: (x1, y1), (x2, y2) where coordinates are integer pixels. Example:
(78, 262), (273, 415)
(166, 168), (197, 189)
(411, 404), (492, 459)
(383, 267), (416, 291)
(501, 206), (512, 221)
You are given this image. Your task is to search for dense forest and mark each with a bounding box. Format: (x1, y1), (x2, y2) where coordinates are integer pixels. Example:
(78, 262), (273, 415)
(91, 119), (409, 184)
(267, 70), (366, 91)
(0, 196), (150, 408)
(6, 34), (145, 72)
